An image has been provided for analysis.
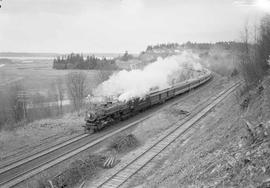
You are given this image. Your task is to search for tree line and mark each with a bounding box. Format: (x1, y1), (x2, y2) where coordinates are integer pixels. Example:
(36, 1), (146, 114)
(145, 43), (179, 51)
(144, 41), (247, 52)
(53, 53), (119, 70)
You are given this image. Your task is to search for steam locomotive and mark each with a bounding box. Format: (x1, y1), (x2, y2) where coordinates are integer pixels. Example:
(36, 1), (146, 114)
(84, 72), (212, 132)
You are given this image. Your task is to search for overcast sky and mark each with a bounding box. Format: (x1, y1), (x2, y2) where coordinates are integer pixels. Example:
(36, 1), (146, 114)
(0, 0), (268, 53)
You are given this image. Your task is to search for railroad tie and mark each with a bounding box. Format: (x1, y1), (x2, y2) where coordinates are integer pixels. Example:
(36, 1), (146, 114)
(103, 156), (116, 168)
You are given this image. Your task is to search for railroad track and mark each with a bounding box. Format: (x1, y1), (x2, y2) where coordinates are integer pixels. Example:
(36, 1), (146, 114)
(90, 81), (241, 188)
(0, 76), (216, 188)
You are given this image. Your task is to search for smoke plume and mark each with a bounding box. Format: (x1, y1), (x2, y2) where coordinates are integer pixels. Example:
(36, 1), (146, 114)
(92, 51), (206, 102)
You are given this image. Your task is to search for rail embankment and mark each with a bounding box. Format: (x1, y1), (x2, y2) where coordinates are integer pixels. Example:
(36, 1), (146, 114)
(125, 76), (270, 188)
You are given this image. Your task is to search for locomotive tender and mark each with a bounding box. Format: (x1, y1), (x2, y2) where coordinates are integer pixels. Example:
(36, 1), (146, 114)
(84, 72), (212, 132)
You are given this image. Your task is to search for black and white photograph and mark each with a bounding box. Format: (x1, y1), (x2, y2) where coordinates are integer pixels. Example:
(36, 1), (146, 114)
(0, 0), (270, 187)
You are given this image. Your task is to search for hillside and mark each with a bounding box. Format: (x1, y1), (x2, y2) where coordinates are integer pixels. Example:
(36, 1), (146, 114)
(124, 75), (270, 188)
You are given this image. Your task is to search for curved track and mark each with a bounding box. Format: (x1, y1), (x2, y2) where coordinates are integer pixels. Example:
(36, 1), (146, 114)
(91, 81), (241, 188)
(0, 76), (216, 188)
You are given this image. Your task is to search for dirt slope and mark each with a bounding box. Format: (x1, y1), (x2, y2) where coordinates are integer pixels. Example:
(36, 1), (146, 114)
(124, 77), (270, 188)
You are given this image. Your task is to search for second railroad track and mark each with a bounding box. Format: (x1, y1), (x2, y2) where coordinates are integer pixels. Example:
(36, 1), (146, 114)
(90, 81), (241, 188)
(0, 77), (234, 188)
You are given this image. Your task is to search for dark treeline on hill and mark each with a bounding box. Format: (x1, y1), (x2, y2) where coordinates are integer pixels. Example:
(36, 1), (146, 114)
(143, 41), (246, 53)
(181, 41), (248, 50)
(53, 53), (118, 70)
(146, 43), (179, 51)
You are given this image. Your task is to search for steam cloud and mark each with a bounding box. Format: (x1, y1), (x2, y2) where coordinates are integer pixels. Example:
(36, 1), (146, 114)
(92, 51), (207, 102)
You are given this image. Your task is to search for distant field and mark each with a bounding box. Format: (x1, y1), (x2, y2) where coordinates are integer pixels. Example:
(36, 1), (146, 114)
(0, 57), (114, 99)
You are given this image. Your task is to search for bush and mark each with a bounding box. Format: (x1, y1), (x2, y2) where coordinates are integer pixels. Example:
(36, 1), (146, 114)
(0, 82), (27, 130)
(108, 134), (139, 153)
(66, 72), (87, 112)
(239, 58), (263, 86)
(36, 179), (51, 188)
(52, 155), (103, 188)
(238, 16), (270, 86)
(231, 68), (239, 77)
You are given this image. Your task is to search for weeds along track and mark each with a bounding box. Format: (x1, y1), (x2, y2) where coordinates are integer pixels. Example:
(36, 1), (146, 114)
(0, 76), (216, 188)
(92, 81), (241, 188)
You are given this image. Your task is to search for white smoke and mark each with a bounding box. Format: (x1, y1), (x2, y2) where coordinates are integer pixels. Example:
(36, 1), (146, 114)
(92, 51), (206, 102)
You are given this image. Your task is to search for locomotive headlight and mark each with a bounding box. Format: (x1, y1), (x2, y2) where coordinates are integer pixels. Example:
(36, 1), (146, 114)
(86, 111), (96, 121)
(85, 112), (92, 121)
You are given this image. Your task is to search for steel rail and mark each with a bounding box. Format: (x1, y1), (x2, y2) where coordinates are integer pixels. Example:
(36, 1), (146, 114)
(0, 134), (89, 173)
(93, 82), (241, 188)
(0, 75), (214, 188)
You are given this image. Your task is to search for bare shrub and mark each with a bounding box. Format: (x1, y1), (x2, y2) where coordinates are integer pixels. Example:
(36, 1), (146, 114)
(231, 68), (239, 77)
(36, 179), (50, 188)
(108, 134), (139, 153)
(49, 78), (65, 115)
(0, 83), (28, 129)
(239, 50), (263, 86)
(8, 83), (28, 123)
(238, 18), (270, 87)
(0, 90), (10, 129)
(0, 82), (30, 130)
(0, 78), (67, 130)
(52, 155), (103, 188)
(66, 72), (87, 112)
(234, 83), (254, 112)
(238, 58), (263, 85)
(27, 93), (54, 122)
(56, 77), (65, 115)
(257, 15), (270, 71)
(54, 163), (82, 188)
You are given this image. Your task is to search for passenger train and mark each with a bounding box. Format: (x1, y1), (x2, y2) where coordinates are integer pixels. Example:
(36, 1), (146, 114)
(84, 72), (212, 132)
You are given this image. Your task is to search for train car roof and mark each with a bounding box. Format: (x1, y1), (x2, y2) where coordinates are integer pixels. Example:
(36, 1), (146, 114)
(148, 73), (211, 97)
